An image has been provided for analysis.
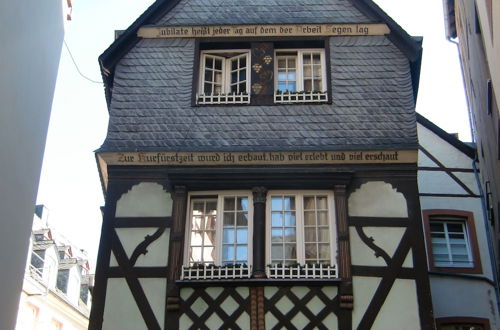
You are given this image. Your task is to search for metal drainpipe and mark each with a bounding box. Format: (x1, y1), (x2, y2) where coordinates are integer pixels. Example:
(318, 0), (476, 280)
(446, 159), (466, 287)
(472, 156), (500, 319)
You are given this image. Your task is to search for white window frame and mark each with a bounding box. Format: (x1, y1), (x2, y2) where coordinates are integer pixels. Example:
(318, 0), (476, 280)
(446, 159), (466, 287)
(429, 218), (473, 268)
(265, 190), (336, 265)
(184, 191), (254, 266)
(197, 50), (251, 105)
(274, 49), (328, 103)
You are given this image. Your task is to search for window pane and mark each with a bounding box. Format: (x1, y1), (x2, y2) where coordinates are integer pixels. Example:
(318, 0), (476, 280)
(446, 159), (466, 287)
(237, 197), (248, 211)
(288, 82), (297, 92)
(222, 246), (234, 261)
(272, 229), (283, 242)
(239, 70), (246, 82)
(203, 232), (216, 246)
(314, 79), (322, 91)
(278, 59), (286, 68)
(318, 228), (329, 242)
(236, 229), (248, 243)
(318, 244), (330, 259)
(284, 244), (297, 259)
(303, 66), (312, 78)
(231, 59), (238, 70)
(317, 211), (328, 225)
(272, 245), (283, 260)
(284, 197), (295, 210)
(205, 57), (213, 69)
(448, 223), (464, 232)
(272, 212), (283, 226)
(223, 229), (234, 244)
(190, 247), (202, 262)
(236, 245), (247, 261)
(284, 212), (296, 226)
(303, 54), (311, 65)
(237, 213), (248, 226)
(304, 228), (316, 242)
(231, 71), (237, 84)
(214, 59), (222, 70)
(191, 231), (203, 245)
(205, 215), (216, 230)
(304, 211), (315, 225)
(271, 197), (282, 211)
(284, 228), (296, 242)
(305, 244), (317, 259)
(204, 70), (213, 83)
(304, 79), (312, 91)
(316, 196), (327, 209)
(287, 72), (296, 81)
(224, 197), (235, 211)
(304, 197), (315, 210)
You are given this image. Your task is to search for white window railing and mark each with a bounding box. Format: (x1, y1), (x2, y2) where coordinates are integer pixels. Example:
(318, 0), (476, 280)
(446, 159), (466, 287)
(197, 93), (250, 105)
(274, 91), (328, 103)
(181, 264), (252, 280)
(266, 264), (337, 279)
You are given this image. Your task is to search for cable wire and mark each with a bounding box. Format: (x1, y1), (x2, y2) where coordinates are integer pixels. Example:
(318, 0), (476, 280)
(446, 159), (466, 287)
(63, 40), (101, 84)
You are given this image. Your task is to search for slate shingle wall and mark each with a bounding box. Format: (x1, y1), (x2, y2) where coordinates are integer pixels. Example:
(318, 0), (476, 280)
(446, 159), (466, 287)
(100, 35), (417, 152)
(157, 0), (377, 25)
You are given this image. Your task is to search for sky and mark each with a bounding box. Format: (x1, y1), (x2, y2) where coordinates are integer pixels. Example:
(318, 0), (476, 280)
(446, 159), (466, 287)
(36, 0), (471, 267)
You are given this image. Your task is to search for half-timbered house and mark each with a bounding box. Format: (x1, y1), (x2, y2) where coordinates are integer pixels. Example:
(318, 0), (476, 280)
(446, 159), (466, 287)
(91, 0), (437, 329)
(417, 114), (500, 330)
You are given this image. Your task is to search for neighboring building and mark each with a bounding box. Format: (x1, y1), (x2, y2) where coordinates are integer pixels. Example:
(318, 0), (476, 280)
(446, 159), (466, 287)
(90, 0), (441, 329)
(443, 0), (500, 271)
(417, 114), (500, 329)
(0, 0), (71, 328)
(16, 205), (92, 330)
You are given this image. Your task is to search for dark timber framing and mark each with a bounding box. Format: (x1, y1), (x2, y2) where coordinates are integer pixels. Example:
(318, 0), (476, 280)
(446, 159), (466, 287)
(90, 164), (435, 329)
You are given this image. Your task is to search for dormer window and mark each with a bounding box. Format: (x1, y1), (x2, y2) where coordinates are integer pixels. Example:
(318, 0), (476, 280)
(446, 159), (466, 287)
(274, 49), (328, 103)
(197, 50), (250, 105)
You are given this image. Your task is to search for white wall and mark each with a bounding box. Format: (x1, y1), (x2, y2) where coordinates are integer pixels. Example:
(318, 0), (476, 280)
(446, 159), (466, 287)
(0, 0), (64, 328)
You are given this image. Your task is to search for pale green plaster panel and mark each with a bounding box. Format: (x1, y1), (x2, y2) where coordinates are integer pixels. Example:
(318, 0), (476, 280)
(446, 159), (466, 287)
(363, 227), (405, 259)
(109, 251), (118, 267)
(348, 182), (408, 218)
(102, 279), (147, 330)
(352, 276), (381, 329)
(403, 248), (414, 268)
(236, 312), (251, 329)
(115, 228), (170, 267)
(350, 227), (385, 267)
(139, 278), (167, 328)
(371, 279), (420, 330)
(179, 313), (193, 329)
(116, 182), (172, 217)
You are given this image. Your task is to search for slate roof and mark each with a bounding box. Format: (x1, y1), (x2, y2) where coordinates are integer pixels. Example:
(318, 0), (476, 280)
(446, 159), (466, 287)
(99, 35), (418, 152)
(157, 0), (376, 25)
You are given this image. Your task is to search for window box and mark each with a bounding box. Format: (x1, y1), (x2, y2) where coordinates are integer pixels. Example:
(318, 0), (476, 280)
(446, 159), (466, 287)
(197, 92), (250, 105)
(266, 263), (337, 279)
(274, 91), (328, 103)
(181, 264), (252, 280)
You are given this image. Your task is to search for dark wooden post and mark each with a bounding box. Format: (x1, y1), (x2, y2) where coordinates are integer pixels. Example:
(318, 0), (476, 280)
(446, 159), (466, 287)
(166, 186), (187, 311)
(252, 187), (267, 278)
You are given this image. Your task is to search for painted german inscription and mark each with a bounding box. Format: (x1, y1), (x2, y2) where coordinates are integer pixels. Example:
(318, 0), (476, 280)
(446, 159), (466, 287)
(138, 23), (390, 39)
(99, 150), (416, 166)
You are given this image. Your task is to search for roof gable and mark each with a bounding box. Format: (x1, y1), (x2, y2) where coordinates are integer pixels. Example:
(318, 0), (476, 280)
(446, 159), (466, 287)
(416, 113), (475, 159)
(99, 0), (422, 107)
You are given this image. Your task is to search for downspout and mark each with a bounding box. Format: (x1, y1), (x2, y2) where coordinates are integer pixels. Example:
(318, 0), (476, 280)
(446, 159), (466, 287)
(472, 156), (500, 318)
(447, 37), (476, 143)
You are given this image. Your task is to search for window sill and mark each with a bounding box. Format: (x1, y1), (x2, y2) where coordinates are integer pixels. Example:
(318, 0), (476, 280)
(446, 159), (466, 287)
(274, 91), (328, 104)
(197, 93), (250, 105)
